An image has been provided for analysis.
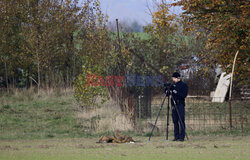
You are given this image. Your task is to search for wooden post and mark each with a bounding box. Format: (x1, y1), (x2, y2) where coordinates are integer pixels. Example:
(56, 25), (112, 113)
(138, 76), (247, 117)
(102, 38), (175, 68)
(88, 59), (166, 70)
(116, 19), (121, 46)
(228, 50), (239, 129)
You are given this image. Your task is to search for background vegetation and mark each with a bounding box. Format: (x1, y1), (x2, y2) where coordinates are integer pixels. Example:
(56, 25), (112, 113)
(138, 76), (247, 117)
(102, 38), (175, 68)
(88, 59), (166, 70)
(0, 0), (249, 136)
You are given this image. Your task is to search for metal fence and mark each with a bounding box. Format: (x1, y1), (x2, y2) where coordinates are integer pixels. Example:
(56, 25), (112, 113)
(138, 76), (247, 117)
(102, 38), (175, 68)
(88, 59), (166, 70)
(136, 95), (250, 133)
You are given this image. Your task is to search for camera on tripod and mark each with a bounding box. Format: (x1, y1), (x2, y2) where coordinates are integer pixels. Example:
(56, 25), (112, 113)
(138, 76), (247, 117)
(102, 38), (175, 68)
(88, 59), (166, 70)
(164, 82), (172, 95)
(164, 82), (171, 88)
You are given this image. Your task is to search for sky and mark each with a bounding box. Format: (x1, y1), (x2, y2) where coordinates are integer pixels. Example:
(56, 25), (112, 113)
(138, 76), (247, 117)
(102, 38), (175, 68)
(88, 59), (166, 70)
(80, 0), (182, 25)
(99, 0), (152, 25)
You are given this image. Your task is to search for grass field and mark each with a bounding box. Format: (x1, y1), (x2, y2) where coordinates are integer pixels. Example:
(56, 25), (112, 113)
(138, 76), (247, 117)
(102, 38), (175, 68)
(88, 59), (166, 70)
(0, 90), (83, 140)
(0, 135), (250, 160)
(0, 90), (249, 160)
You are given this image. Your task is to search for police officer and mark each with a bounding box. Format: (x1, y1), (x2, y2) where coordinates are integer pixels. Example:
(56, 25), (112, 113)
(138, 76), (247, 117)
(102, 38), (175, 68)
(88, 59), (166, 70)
(168, 72), (188, 141)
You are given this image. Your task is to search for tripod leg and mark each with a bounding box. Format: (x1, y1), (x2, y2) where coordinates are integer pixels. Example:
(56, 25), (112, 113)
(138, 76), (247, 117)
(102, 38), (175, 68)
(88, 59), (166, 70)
(148, 94), (167, 142)
(171, 97), (189, 141)
(166, 94), (170, 141)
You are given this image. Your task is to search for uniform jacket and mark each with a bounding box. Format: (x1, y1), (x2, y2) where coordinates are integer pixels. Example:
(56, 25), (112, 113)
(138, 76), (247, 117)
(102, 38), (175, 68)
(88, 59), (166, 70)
(170, 80), (188, 106)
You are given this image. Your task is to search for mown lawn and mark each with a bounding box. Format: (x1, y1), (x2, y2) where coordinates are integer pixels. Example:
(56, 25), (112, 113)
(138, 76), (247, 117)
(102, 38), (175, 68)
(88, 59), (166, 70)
(0, 135), (249, 160)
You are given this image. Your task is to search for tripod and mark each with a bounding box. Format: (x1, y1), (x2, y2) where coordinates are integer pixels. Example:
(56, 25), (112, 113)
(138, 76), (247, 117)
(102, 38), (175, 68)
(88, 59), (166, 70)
(148, 93), (167, 142)
(148, 87), (189, 142)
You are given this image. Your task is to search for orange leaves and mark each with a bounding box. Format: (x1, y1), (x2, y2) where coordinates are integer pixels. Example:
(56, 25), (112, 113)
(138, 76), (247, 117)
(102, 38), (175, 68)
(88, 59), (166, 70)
(172, 0), (249, 84)
(151, 2), (178, 36)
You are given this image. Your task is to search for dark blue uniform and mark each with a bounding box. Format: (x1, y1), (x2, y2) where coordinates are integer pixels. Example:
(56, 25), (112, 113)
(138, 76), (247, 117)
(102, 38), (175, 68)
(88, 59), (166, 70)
(170, 80), (188, 140)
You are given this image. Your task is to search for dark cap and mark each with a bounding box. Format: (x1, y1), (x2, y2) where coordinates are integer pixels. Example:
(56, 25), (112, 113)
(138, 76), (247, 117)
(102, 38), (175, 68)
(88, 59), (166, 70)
(172, 72), (180, 78)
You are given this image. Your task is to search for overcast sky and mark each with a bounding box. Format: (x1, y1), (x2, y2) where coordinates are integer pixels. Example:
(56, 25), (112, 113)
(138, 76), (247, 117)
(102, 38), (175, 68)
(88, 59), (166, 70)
(99, 0), (152, 25)
(80, 0), (182, 25)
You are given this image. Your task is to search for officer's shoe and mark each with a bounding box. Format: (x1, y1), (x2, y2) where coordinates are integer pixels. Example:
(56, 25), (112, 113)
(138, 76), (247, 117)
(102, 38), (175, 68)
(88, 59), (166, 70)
(172, 138), (179, 141)
(177, 139), (184, 142)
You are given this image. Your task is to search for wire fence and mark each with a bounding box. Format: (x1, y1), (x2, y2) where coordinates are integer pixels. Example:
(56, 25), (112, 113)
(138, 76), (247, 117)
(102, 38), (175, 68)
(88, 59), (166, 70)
(136, 95), (250, 133)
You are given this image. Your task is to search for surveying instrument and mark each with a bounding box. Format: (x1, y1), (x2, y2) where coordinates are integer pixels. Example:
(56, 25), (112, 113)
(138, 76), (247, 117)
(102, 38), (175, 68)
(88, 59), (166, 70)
(148, 82), (189, 142)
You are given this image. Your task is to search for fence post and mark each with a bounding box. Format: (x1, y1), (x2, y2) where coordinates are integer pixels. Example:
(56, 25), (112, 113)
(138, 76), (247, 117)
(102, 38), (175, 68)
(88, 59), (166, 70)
(228, 100), (233, 129)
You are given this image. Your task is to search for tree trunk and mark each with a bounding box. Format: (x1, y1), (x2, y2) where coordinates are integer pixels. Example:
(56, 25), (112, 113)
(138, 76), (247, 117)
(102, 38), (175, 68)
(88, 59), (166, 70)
(36, 49), (40, 94)
(4, 58), (9, 93)
(127, 94), (137, 127)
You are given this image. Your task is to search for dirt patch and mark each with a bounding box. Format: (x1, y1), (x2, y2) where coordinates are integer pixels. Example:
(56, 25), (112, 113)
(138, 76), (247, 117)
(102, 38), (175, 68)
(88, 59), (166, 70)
(44, 109), (56, 112)
(156, 145), (165, 149)
(155, 143), (187, 149)
(193, 144), (207, 149)
(76, 144), (104, 149)
(38, 145), (54, 149)
(155, 143), (175, 149)
(130, 144), (145, 148)
(0, 145), (19, 151)
(220, 145), (230, 148)
(212, 144), (231, 148)
(175, 144), (186, 148)
(107, 143), (118, 147)
(76, 144), (86, 149)
(88, 145), (104, 149)
(23, 145), (32, 148)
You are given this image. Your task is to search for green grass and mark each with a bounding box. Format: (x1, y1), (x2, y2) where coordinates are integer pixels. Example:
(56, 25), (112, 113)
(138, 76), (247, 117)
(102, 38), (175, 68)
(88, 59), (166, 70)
(0, 91), (87, 140)
(1, 91), (249, 140)
(0, 91), (250, 159)
(0, 135), (249, 160)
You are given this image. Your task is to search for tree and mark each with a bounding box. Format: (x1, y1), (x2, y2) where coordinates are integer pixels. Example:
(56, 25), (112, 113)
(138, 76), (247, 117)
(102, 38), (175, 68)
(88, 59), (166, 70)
(74, 0), (111, 107)
(74, 0), (214, 127)
(142, 0), (203, 78)
(172, 0), (249, 85)
(0, 0), (97, 91)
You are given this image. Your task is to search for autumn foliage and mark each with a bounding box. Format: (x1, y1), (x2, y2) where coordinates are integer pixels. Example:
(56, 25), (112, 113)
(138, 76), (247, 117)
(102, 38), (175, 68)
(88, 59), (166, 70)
(171, 0), (249, 84)
(1, 0), (249, 127)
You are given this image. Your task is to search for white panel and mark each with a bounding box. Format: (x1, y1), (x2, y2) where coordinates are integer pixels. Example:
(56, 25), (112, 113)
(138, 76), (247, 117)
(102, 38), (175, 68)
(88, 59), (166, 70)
(212, 72), (231, 103)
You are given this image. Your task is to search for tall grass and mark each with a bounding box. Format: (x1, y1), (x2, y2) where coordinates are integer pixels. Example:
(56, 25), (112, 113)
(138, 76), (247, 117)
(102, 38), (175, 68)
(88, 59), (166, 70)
(0, 88), (135, 140)
(0, 88), (81, 139)
(0, 89), (249, 140)
(77, 98), (134, 133)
